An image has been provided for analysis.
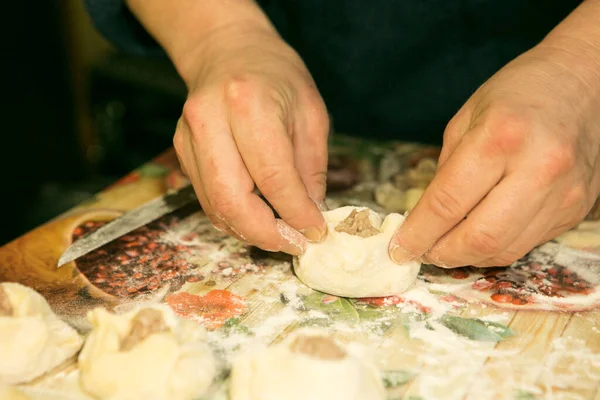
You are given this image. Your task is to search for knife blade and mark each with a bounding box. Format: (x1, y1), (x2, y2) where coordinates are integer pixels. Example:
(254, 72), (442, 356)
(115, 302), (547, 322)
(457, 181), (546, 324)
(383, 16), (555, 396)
(57, 184), (198, 268)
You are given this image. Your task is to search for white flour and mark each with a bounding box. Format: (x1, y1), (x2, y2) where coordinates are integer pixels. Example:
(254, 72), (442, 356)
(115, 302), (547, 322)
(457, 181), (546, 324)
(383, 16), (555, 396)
(40, 214), (600, 399)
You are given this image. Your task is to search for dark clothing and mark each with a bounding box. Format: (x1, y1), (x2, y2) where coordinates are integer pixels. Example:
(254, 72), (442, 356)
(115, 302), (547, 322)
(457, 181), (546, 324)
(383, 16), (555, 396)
(85, 0), (581, 144)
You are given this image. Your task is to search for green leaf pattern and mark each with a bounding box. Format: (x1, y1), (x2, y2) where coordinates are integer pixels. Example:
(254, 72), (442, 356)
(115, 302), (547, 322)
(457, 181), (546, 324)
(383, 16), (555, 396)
(298, 290), (514, 344)
(301, 292), (360, 323)
(514, 389), (537, 400)
(439, 315), (514, 342)
(382, 370), (414, 388)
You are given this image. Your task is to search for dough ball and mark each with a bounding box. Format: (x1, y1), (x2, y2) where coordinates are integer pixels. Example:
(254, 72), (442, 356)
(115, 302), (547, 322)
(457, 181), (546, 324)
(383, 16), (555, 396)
(556, 220), (600, 249)
(78, 305), (217, 400)
(404, 188), (424, 211)
(374, 182), (406, 212)
(294, 206), (421, 297)
(0, 282), (84, 385)
(229, 328), (386, 400)
(0, 382), (30, 400)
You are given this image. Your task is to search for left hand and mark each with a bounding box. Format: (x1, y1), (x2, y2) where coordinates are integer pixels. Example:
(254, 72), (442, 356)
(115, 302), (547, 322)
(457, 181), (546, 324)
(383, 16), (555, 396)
(390, 40), (600, 268)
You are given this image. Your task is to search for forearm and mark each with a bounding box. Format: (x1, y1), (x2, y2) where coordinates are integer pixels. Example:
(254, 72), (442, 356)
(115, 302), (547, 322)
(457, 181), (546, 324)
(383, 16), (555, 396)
(538, 0), (600, 85)
(126, 0), (277, 84)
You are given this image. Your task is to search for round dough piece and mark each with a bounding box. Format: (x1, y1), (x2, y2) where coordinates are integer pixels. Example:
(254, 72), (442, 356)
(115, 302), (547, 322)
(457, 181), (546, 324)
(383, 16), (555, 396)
(556, 220), (600, 250)
(294, 206), (421, 297)
(78, 304), (217, 400)
(229, 328), (386, 400)
(0, 282), (84, 385)
(0, 382), (30, 400)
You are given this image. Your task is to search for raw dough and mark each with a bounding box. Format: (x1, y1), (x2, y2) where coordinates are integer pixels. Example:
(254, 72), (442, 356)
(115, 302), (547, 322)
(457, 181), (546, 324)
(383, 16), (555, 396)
(294, 206), (421, 297)
(78, 304), (216, 400)
(229, 328), (386, 400)
(0, 282), (83, 385)
(374, 183), (425, 213)
(556, 220), (600, 251)
(0, 382), (30, 400)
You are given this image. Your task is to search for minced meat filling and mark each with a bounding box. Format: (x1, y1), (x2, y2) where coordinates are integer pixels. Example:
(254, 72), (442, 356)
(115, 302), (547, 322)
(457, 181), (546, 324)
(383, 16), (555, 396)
(335, 209), (380, 237)
(120, 308), (169, 351)
(289, 334), (347, 360)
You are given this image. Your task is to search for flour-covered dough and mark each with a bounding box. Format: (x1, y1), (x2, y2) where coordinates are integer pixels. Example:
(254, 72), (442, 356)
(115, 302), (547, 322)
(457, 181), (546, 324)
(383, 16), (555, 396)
(556, 220), (600, 250)
(78, 304), (216, 400)
(294, 206), (421, 297)
(0, 382), (30, 400)
(0, 282), (83, 385)
(229, 328), (386, 400)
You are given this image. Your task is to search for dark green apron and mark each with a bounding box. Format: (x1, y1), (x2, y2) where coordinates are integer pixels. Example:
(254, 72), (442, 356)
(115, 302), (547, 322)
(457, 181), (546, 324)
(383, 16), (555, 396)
(258, 1), (581, 144)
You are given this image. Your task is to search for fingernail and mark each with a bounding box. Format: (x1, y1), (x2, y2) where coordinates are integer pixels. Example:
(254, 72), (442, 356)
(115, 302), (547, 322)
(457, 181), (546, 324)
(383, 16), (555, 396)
(316, 201), (329, 212)
(300, 226), (327, 243)
(276, 219), (307, 255)
(311, 197), (329, 212)
(422, 252), (449, 268)
(390, 244), (414, 265)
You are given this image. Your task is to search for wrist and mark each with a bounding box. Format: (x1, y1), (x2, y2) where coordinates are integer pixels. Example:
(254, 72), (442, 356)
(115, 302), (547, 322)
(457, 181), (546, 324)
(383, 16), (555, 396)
(535, 0), (600, 94)
(175, 22), (281, 87)
(536, 36), (600, 99)
(125, 0), (279, 87)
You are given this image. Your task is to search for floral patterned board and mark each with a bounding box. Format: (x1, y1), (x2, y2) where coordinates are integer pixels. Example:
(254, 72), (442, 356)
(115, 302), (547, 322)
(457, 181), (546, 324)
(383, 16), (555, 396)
(1, 135), (599, 400)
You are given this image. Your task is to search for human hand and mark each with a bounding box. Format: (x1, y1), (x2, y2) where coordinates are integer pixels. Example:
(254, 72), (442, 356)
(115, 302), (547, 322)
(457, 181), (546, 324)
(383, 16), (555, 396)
(390, 40), (600, 267)
(173, 25), (329, 255)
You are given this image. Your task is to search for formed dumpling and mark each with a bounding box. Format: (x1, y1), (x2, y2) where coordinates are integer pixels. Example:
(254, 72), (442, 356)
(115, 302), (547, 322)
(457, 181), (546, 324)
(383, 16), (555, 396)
(78, 304), (217, 400)
(294, 206), (421, 297)
(0, 282), (84, 385)
(229, 328), (386, 400)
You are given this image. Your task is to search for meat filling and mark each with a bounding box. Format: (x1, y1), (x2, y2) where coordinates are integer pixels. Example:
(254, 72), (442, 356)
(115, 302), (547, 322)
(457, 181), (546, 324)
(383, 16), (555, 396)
(335, 209), (380, 237)
(120, 308), (169, 351)
(0, 286), (13, 317)
(289, 334), (346, 360)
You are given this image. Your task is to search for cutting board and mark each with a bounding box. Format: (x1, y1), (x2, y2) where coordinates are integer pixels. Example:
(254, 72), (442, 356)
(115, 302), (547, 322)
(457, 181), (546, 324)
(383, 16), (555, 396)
(1, 136), (599, 400)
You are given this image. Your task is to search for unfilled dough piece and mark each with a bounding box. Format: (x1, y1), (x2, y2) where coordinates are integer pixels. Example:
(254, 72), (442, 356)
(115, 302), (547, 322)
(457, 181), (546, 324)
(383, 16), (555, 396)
(78, 304), (216, 400)
(294, 206), (421, 297)
(0, 282), (84, 385)
(556, 220), (600, 250)
(0, 382), (30, 400)
(229, 328), (386, 400)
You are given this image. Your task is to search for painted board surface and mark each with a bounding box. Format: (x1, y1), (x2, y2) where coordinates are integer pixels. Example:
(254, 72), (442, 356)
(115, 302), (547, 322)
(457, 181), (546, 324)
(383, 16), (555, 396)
(1, 136), (599, 400)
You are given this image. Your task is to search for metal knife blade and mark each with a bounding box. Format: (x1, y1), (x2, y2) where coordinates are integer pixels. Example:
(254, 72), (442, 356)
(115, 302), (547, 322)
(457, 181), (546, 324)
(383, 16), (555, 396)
(57, 184), (198, 268)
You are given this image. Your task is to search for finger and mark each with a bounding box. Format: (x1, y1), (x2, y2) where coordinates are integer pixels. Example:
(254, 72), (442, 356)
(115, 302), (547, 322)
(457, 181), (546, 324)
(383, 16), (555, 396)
(478, 178), (592, 267)
(437, 107), (472, 169)
(227, 85), (327, 243)
(389, 125), (506, 264)
(173, 137), (190, 178)
(174, 119), (190, 177)
(475, 209), (558, 267)
(534, 216), (584, 248)
(293, 89), (330, 209)
(184, 138), (246, 241)
(423, 173), (551, 268)
(184, 101), (307, 254)
(174, 124), (242, 240)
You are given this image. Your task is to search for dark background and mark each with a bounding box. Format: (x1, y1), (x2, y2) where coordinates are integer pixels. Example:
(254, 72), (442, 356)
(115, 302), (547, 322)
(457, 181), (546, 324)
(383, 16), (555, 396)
(0, 2), (185, 245)
(0, 1), (581, 246)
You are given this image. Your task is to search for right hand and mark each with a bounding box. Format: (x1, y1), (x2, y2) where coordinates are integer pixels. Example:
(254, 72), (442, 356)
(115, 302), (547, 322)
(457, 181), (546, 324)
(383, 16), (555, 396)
(173, 25), (330, 255)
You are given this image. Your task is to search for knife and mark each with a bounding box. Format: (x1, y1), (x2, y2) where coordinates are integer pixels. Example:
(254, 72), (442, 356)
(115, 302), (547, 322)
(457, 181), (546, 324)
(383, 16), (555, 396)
(57, 184), (198, 268)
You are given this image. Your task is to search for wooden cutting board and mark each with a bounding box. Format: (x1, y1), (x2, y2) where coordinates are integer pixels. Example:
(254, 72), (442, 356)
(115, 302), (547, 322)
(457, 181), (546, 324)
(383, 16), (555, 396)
(1, 136), (599, 400)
